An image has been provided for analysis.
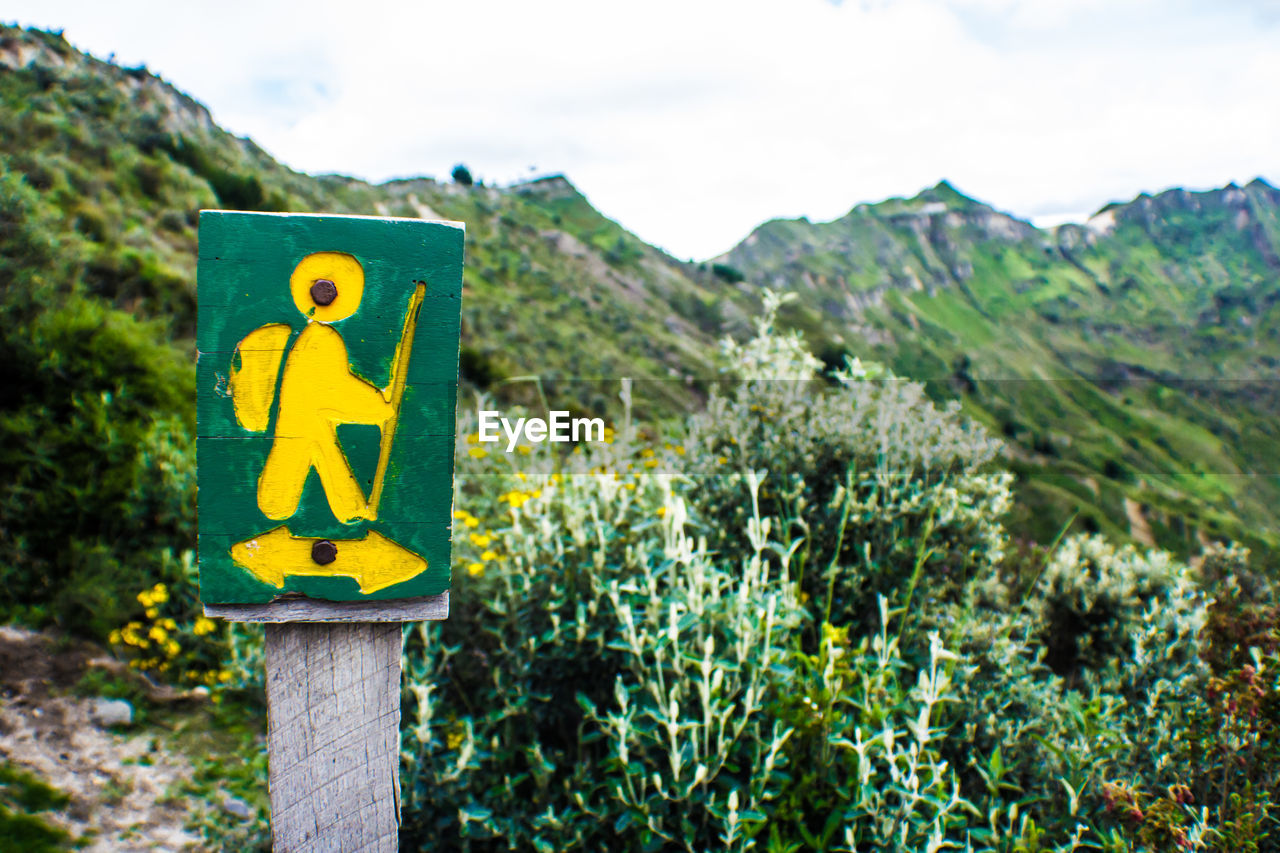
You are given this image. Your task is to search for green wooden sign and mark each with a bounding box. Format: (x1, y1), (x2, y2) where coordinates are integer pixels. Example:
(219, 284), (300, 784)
(197, 211), (462, 607)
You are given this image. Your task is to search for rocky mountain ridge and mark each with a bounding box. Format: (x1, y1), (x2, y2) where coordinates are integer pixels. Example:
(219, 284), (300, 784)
(717, 171), (1280, 555)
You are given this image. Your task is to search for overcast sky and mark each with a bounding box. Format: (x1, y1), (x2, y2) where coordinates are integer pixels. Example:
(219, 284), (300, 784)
(8, 0), (1280, 260)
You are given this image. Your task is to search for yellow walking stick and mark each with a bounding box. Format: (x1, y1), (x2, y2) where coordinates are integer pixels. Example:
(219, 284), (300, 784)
(367, 281), (427, 518)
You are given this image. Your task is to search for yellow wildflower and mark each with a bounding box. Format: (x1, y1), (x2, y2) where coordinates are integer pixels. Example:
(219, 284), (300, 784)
(137, 591), (154, 608)
(517, 445), (532, 455)
(218, 670), (233, 683)
(464, 516), (480, 528)
(149, 626), (168, 643)
(469, 533), (492, 548)
(193, 617), (216, 636)
(145, 607), (159, 620)
(656, 507), (667, 518)
(165, 640), (181, 658)
(121, 623), (144, 647)
(467, 562), (485, 577)
(480, 550), (498, 562)
(468, 446), (488, 459)
(151, 584), (168, 604)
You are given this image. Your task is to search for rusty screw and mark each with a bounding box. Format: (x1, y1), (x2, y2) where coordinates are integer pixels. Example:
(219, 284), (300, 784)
(311, 539), (338, 565)
(310, 278), (338, 306)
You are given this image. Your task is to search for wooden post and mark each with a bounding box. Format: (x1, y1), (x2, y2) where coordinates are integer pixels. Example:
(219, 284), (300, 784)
(265, 622), (401, 852)
(211, 595), (447, 850)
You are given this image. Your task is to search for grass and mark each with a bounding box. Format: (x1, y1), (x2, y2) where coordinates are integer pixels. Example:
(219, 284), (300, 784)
(0, 761), (78, 852)
(164, 692), (270, 850)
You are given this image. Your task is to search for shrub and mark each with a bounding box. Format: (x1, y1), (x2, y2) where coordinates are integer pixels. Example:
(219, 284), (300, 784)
(683, 292), (1009, 638)
(401, 303), (1039, 850)
(1026, 535), (1205, 680)
(711, 263), (745, 284)
(401, 437), (804, 850)
(105, 550), (239, 690)
(0, 167), (195, 635)
(764, 606), (973, 849)
(945, 534), (1208, 827)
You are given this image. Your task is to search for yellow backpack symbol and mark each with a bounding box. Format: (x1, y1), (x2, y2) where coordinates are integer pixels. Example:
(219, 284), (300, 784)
(228, 324), (292, 434)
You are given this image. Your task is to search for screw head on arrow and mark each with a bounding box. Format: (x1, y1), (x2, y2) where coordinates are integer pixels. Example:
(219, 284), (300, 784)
(310, 279), (338, 306)
(311, 540), (338, 565)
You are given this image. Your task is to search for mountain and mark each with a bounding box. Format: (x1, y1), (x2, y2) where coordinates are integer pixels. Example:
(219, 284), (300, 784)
(2, 22), (1277, 577)
(716, 178), (1280, 558)
(0, 24), (764, 630)
(0, 25), (747, 421)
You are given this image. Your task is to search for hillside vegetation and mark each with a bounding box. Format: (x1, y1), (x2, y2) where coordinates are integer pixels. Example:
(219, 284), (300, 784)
(0, 25), (745, 633)
(719, 179), (1280, 559)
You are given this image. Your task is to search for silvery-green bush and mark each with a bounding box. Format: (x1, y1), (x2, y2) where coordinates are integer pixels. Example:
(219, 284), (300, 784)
(683, 292), (1010, 637)
(401, 438), (984, 850)
(947, 534), (1210, 846)
(400, 337), (1012, 851)
(394, 297), (1256, 852)
(401, 438), (805, 850)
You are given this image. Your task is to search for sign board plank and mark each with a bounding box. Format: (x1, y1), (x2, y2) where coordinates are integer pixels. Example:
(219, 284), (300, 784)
(197, 211), (462, 614)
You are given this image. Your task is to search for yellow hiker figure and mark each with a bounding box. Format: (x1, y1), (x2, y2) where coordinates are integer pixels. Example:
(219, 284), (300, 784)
(228, 252), (421, 525)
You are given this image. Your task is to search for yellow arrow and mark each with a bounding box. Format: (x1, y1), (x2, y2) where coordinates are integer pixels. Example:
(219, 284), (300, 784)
(230, 526), (427, 594)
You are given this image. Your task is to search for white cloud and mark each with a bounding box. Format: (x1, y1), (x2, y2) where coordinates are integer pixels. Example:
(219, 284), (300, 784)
(8, 0), (1279, 259)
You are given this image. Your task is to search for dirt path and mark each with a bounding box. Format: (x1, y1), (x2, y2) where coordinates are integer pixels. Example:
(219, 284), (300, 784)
(0, 625), (205, 851)
(1123, 497), (1155, 546)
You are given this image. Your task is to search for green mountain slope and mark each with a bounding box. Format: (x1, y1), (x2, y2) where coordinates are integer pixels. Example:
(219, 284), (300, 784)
(0, 25), (743, 419)
(0, 24), (753, 629)
(717, 179), (1280, 559)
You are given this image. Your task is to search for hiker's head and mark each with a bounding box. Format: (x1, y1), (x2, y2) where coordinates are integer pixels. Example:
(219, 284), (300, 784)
(290, 252), (364, 322)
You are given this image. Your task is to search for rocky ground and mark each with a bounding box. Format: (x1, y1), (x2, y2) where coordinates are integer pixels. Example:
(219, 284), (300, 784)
(0, 625), (257, 851)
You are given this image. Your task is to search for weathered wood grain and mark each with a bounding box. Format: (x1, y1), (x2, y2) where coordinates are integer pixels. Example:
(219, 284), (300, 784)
(207, 591), (447, 623)
(265, 622), (402, 852)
